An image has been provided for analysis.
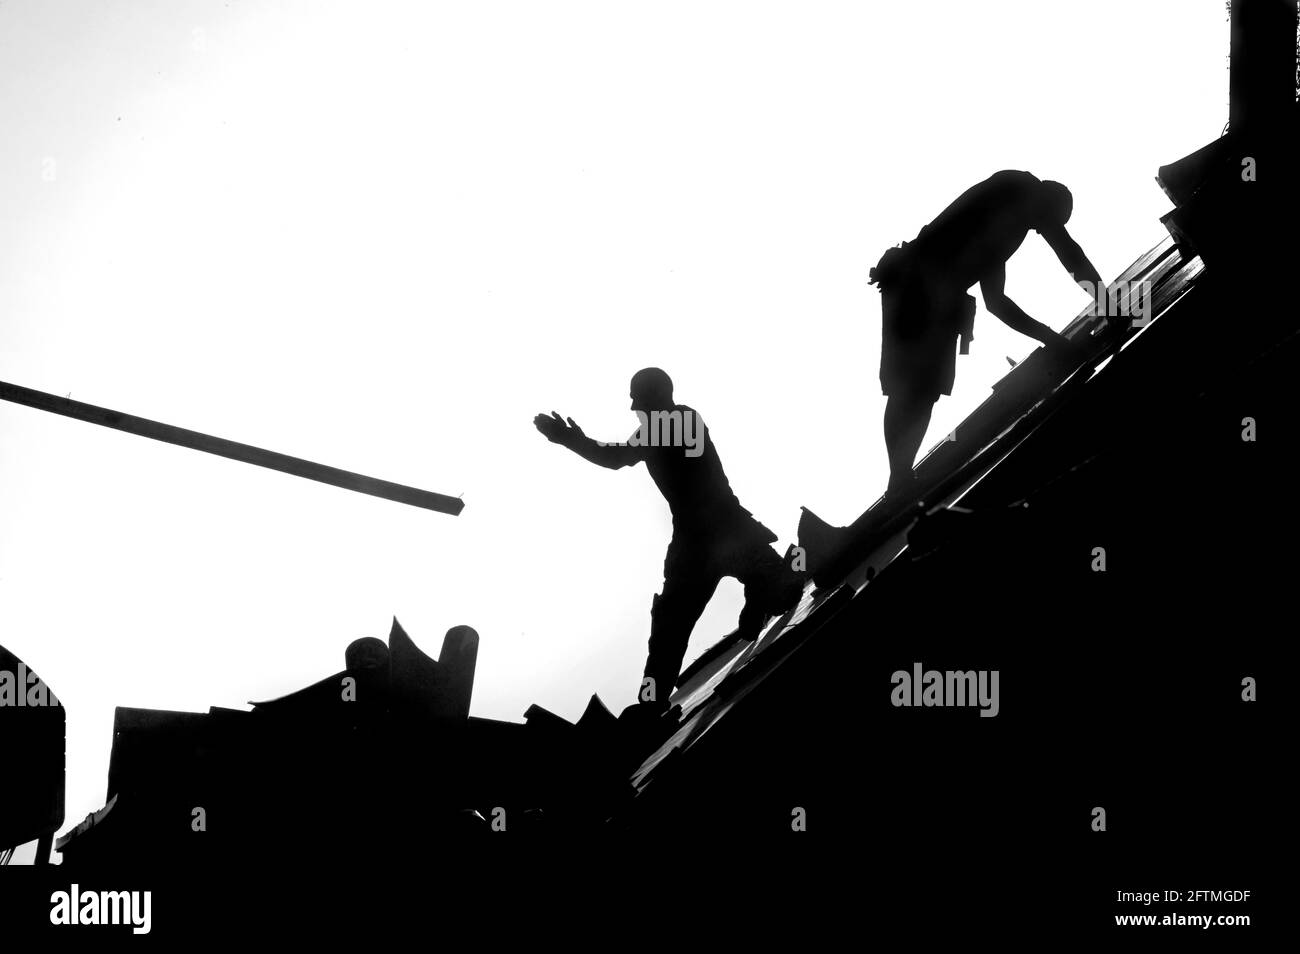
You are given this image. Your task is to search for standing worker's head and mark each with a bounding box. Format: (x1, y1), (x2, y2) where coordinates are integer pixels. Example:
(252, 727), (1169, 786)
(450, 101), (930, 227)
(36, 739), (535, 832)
(1036, 180), (1074, 229)
(630, 367), (674, 412)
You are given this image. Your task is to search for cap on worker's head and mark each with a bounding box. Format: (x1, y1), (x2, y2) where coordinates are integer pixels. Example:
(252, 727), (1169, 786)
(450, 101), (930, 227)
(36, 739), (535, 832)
(1038, 180), (1073, 227)
(630, 367), (674, 409)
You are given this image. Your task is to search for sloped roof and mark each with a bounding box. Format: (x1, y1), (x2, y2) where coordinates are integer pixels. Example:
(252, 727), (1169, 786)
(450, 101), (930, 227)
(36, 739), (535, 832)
(624, 232), (1209, 799)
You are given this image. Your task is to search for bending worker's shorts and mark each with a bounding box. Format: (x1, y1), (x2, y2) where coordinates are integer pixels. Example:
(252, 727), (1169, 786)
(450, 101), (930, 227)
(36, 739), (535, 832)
(878, 267), (975, 400)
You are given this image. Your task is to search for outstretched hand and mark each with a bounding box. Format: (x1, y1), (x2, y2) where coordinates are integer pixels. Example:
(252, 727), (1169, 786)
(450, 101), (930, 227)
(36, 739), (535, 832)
(533, 411), (584, 446)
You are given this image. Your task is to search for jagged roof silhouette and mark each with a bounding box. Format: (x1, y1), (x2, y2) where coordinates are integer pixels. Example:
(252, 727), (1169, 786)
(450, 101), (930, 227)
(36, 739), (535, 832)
(39, 0), (1296, 860)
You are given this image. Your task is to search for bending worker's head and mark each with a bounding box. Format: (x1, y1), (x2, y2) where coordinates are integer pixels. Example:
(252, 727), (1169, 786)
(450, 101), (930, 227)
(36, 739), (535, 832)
(630, 367), (674, 412)
(1036, 180), (1074, 229)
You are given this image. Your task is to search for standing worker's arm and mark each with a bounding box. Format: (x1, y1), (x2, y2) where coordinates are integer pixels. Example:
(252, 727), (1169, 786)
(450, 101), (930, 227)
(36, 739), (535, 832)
(534, 411), (642, 469)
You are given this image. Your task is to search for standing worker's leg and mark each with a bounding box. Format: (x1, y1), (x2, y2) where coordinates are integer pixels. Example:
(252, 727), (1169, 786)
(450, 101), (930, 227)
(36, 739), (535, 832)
(642, 567), (721, 710)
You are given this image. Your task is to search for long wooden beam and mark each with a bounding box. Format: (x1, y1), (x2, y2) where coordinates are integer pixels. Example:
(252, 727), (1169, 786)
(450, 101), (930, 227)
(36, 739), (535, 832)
(0, 380), (464, 516)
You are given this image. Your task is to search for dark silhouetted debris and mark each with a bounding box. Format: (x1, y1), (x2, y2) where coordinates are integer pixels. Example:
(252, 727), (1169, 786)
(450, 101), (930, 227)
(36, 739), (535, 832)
(0, 645), (64, 865)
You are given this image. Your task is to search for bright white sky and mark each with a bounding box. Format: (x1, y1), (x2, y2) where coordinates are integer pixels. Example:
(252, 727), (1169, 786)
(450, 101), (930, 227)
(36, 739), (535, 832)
(1, 1), (1224, 857)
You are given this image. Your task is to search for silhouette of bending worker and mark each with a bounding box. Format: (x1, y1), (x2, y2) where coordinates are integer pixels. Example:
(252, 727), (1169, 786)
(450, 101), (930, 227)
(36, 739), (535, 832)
(873, 170), (1104, 494)
(535, 368), (800, 710)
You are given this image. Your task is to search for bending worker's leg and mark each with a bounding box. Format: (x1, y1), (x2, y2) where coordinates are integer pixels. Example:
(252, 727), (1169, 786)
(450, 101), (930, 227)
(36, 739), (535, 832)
(884, 389), (937, 491)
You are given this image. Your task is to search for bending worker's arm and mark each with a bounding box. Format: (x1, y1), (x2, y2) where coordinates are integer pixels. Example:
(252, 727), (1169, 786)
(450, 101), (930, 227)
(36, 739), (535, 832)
(1040, 223), (1104, 289)
(981, 264), (1069, 349)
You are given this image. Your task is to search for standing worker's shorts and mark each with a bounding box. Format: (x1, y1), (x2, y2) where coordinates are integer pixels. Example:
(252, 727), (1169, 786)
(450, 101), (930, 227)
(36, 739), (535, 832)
(879, 274), (975, 399)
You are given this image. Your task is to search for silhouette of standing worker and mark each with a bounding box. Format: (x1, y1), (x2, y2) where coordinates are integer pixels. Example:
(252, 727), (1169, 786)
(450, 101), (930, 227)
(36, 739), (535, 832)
(872, 170), (1104, 495)
(535, 368), (801, 711)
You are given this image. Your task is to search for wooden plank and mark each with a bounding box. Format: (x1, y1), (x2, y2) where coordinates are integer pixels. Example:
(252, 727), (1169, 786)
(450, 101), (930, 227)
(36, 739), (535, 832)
(0, 380), (464, 516)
